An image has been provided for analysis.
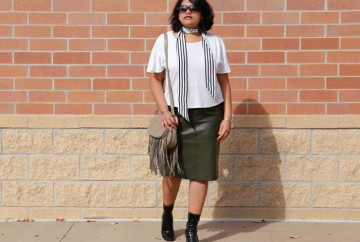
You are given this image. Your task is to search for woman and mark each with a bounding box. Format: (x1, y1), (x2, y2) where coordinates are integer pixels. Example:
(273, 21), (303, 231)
(147, 0), (232, 241)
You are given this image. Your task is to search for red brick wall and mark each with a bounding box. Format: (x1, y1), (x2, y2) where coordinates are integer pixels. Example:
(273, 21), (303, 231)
(0, 0), (359, 116)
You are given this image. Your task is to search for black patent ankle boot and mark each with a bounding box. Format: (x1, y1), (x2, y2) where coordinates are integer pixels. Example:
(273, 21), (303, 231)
(185, 212), (200, 242)
(161, 203), (175, 241)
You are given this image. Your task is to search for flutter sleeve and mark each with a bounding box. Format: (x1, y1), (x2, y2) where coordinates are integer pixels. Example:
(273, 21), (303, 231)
(215, 36), (231, 74)
(146, 34), (166, 73)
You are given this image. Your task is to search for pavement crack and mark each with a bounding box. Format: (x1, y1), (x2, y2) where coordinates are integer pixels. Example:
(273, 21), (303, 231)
(59, 222), (75, 242)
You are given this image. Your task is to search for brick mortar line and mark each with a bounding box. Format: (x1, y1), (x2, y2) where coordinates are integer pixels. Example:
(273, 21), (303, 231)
(310, 129), (313, 154)
(4, 10), (360, 13)
(1, 127), (360, 130)
(257, 128), (261, 153)
(4, 206), (354, 210)
(1, 167), (360, 184)
(78, 155), (82, 181)
(52, 181), (55, 207)
(258, 182), (262, 206)
(284, 155), (288, 181)
(310, 182), (314, 207)
(104, 181), (107, 208)
(338, 155), (341, 181)
(0, 153), (356, 157)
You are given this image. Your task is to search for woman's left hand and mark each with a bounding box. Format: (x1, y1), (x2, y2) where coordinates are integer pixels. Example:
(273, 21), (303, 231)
(217, 120), (232, 141)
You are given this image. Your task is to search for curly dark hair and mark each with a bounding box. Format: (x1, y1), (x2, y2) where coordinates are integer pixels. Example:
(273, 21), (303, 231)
(170, 0), (214, 33)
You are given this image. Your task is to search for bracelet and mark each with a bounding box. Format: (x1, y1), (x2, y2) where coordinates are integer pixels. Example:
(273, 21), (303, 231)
(160, 109), (169, 115)
(223, 118), (232, 123)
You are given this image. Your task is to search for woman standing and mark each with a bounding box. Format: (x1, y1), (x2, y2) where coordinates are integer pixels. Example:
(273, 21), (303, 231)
(147, 0), (232, 241)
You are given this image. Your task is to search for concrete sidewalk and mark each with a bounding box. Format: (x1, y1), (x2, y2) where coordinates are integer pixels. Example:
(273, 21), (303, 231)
(0, 220), (359, 242)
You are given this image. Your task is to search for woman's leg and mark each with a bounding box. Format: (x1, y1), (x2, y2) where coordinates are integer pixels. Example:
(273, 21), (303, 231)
(186, 180), (208, 242)
(188, 180), (208, 214)
(162, 176), (182, 205)
(161, 176), (182, 241)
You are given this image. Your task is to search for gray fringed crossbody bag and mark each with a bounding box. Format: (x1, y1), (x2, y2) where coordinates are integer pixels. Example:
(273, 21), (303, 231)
(148, 32), (183, 176)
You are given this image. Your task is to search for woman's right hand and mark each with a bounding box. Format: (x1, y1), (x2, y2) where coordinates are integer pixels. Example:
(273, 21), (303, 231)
(161, 111), (179, 131)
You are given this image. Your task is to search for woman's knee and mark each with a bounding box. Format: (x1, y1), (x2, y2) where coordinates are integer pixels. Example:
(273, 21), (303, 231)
(163, 176), (182, 186)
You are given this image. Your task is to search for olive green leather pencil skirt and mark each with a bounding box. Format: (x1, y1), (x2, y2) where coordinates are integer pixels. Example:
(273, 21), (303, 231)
(170, 102), (224, 181)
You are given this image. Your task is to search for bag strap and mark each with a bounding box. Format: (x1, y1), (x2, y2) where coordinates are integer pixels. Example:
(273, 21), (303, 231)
(155, 32), (175, 116)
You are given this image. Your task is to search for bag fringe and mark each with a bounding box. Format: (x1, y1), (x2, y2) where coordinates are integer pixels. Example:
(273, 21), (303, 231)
(148, 136), (182, 177)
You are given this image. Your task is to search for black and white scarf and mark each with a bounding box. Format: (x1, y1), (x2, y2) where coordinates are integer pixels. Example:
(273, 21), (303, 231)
(176, 26), (216, 122)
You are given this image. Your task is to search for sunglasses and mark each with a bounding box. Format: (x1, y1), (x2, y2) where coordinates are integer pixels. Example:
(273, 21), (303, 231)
(177, 5), (201, 14)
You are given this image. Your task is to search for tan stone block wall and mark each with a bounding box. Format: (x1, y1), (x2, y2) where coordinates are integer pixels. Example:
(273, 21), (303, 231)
(107, 182), (156, 207)
(30, 156), (78, 180)
(81, 156), (130, 180)
(54, 130), (104, 154)
(55, 182), (105, 207)
(3, 182), (53, 206)
(0, 127), (360, 222)
(0, 156), (27, 179)
(3, 130), (52, 154)
(261, 129), (311, 154)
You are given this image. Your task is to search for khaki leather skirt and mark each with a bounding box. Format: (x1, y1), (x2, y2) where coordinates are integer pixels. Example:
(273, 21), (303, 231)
(170, 102), (224, 181)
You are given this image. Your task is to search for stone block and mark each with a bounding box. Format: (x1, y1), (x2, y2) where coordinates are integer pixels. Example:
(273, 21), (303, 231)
(106, 130), (148, 154)
(82, 208), (133, 219)
(314, 183), (360, 208)
(220, 129), (258, 154)
(30, 155), (79, 180)
(28, 116), (79, 128)
(3, 129), (52, 154)
(341, 209), (360, 221)
(201, 208), (236, 219)
(261, 182), (311, 207)
(130, 116), (151, 128)
(30, 208), (81, 219)
(235, 155), (285, 180)
(218, 156), (233, 181)
(55, 182), (105, 207)
(287, 116), (338, 128)
(79, 116), (131, 128)
(313, 130), (360, 154)
(340, 156), (360, 181)
(208, 182), (259, 206)
(339, 116), (360, 128)
(132, 208), (185, 219)
(261, 129), (310, 154)
(287, 156), (338, 181)
(81, 155), (130, 180)
(0, 208), (28, 220)
(236, 208), (286, 219)
(54, 130), (104, 154)
(107, 182), (156, 207)
(0, 155), (27, 179)
(0, 116), (27, 128)
(233, 116), (286, 128)
(131, 156), (160, 180)
(3, 182), (53, 206)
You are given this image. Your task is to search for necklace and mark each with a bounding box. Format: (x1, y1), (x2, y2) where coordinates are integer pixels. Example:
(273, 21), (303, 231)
(182, 26), (199, 34)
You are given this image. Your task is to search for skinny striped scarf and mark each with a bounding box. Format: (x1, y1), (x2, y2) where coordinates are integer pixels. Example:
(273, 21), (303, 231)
(176, 27), (216, 122)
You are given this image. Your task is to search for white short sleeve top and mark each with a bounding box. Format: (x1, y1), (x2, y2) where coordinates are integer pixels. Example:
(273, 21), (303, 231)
(147, 31), (231, 109)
